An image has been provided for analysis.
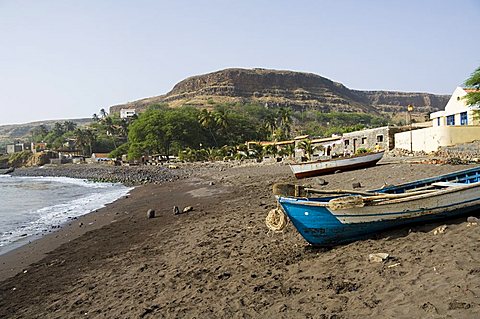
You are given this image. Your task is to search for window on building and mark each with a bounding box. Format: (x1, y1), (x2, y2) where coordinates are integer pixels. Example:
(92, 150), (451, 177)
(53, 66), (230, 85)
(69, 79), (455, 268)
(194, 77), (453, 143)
(376, 135), (384, 142)
(361, 137), (367, 144)
(344, 139), (349, 146)
(437, 117), (441, 126)
(460, 112), (468, 125)
(446, 115), (455, 126)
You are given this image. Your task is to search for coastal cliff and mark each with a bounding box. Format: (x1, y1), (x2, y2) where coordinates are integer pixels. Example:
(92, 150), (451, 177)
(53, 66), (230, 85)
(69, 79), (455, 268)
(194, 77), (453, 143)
(109, 68), (450, 115)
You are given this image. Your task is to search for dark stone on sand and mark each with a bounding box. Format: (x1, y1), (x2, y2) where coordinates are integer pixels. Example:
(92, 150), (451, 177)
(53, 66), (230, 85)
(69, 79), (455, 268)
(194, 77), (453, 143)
(448, 300), (471, 310)
(217, 272), (231, 280)
(173, 206), (180, 215)
(182, 206), (193, 213)
(147, 209), (155, 219)
(352, 182), (362, 189)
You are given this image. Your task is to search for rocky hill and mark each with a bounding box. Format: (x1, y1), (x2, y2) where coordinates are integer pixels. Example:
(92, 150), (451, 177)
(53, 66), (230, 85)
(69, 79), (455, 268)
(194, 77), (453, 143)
(109, 68), (450, 116)
(0, 118), (91, 148)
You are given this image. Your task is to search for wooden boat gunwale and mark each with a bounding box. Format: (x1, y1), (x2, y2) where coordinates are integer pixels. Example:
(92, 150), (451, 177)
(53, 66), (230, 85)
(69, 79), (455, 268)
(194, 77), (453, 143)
(279, 179), (480, 208)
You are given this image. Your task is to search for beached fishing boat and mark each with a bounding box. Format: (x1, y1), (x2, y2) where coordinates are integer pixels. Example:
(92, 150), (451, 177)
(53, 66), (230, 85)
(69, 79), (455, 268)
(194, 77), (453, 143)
(289, 151), (384, 179)
(272, 166), (480, 246)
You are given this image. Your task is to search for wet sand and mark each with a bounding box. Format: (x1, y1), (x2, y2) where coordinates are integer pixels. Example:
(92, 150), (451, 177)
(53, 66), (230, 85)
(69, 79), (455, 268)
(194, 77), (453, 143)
(1, 159), (479, 318)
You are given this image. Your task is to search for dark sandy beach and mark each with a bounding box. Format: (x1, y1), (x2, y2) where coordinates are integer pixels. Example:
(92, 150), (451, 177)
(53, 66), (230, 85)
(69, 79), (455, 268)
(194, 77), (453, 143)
(1, 158), (479, 318)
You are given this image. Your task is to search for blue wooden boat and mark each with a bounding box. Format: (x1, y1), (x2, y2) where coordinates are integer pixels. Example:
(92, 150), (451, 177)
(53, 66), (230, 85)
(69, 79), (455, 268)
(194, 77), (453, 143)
(273, 166), (480, 246)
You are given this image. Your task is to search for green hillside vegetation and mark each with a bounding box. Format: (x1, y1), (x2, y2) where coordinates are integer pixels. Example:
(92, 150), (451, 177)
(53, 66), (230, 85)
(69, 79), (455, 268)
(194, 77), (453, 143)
(5, 103), (390, 163)
(119, 102), (389, 161)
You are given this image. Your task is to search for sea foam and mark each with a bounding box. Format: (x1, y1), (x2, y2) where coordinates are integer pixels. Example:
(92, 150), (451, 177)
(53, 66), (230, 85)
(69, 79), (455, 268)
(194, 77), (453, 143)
(0, 176), (132, 254)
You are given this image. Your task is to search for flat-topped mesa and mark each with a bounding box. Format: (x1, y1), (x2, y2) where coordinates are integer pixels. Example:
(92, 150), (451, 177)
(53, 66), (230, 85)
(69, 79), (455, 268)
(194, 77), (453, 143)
(359, 90), (450, 114)
(109, 68), (450, 115)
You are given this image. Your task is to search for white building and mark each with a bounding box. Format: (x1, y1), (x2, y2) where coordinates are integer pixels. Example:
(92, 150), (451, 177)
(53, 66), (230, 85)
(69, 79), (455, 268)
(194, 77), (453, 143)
(120, 108), (136, 119)
(430, 87), (479, 127)
(395, 87), (480, 152)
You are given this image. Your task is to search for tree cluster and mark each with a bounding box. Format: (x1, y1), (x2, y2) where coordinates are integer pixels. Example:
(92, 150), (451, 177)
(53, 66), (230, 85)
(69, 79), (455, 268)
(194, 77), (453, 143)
(464, 66), (480, 106)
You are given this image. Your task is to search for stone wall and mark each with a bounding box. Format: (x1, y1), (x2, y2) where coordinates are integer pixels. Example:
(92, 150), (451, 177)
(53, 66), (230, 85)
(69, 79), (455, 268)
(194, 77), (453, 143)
(339, 126), (406, 154)
(435, 141), (480, 161)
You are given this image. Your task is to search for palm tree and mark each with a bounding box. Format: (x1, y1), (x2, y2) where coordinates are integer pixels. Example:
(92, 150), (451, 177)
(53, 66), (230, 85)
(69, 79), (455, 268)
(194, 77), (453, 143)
(264, 144), (278, 157)
(263, 114), (277, 141)
(198, 109), (218, 146)
(213, 108), (229, 132)
(278, 107), (292, 138)
(206, 148), (218, 161)
(118, 119), (129, 140)
(298, 139), (316, 160)
(249, 143), (264, 160)
(284, 143), (295, 158)
(63, 121), (77, 132)
(199, 109), (213, 128)
(73, 128), (88, 156)
(74, 128), (96, 156)
(464, 65), (480, 106)
(52, 122), (64, 136)
(219, 145), (234, 159)
(99, 108), (108, 119)
(84, 129), (95, 156)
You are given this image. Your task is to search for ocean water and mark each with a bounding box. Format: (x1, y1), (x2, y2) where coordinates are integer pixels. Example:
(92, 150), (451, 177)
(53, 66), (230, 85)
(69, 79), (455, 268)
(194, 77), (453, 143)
(0, 175), (132, 255)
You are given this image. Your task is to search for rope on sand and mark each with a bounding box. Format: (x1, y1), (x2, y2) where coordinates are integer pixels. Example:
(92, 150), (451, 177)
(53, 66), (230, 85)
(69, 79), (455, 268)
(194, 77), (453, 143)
(265, 208), (288, 232)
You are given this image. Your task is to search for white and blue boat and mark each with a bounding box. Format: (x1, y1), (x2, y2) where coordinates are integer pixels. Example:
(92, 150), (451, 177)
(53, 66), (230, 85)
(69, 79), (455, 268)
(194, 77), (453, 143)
(273, 166), (480, 246)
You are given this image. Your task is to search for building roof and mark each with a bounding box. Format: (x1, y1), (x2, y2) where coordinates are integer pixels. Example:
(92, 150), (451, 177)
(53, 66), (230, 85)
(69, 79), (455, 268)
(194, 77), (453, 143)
(91, 153), (110, 158)
(311, 136), (341, 143)
(294, 135), (310, 140)
(464, 88), (480, 93)
(260, 140), (294, 146)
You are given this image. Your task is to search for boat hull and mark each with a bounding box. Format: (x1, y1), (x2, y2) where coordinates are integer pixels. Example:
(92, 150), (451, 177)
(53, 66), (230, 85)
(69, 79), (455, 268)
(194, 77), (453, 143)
(278, 166), (480, 246)
(289, 152), (384, 179)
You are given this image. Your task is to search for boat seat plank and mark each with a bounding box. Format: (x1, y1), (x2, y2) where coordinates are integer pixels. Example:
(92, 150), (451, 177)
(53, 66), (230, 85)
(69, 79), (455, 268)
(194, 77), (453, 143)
(431, 181), (465, 188)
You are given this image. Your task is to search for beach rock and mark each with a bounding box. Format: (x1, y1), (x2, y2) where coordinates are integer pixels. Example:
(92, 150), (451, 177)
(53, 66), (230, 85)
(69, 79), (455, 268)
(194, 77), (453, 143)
(352, 182), (362, 189)
(448, 300), (471, 310)
(173, 206), (180, 215)
(147, 209), (155, 219)
(421, 302), (438, 313)
(11, 163), (185, 186)
(368, 253), (389, 263)
(182, 206), (193, 213)
(466, 216), (479, 226)
(432, 225), (447, 235)
(315, 178), (328, 186)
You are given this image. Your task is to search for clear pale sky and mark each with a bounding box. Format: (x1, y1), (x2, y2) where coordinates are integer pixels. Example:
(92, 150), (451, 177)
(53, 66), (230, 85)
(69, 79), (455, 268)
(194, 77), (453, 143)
(1, 0), (479, 125)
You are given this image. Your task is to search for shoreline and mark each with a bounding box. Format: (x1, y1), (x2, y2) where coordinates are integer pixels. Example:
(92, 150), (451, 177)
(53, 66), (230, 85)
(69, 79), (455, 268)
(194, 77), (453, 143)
(1, 160), (479, 318)
(11, 162), (188, 185)
(0, 187), (136, 281)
